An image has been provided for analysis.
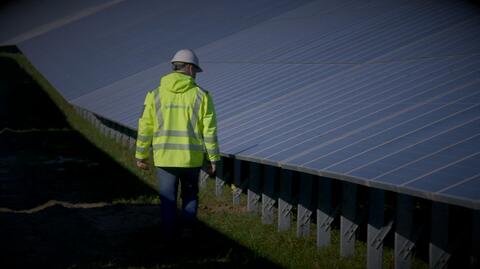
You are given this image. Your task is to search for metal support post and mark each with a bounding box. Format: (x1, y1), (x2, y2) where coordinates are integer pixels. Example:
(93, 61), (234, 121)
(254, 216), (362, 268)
(118, 127), (127, 146)
(100, 124), (106, 136)
(93, 115), (98, 126)
(430, 202), (449, 269)
(297, 173), (314, 238)
(111, 128), (116, 141)
(341, 182), (357, 257)
(108, 128), (114, 140)
(119, 129), (125, 145)
(112, 127), (118, 142)
(115, 129), (122, 144)
(215, 159), (224, 196)
(106, 127), (112, 138)
(85, 111), (91, 123)
(233, 159), (242, 205)
(472, 210), (480, 268)
(111, 128), (116, 140)
(247, 162), (261, 214)
(262, 166), (276, 225)
(317, 177), (334, 248)
(122, 133), (129, 147)
(103, 125), (108, 137)
(129, 137), (136, 150)
(118, 131), (124, 144)
(96, 117), (101, 128)
(367, 189), (386, 269)
(278, 169), (293, 232)
(198, 169), (209, 190)
(105, 126), (111, 138)
(395, 194), (414, 269)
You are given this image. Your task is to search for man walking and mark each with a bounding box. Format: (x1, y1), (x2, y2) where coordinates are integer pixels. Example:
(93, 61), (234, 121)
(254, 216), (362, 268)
(135, 49), (220, 238)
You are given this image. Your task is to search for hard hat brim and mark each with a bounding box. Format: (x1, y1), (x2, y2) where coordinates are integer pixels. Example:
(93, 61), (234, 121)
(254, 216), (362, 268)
(171, 61), (203, 72)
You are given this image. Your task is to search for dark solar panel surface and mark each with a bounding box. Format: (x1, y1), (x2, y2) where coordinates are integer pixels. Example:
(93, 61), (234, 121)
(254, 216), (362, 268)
(0, 0), (117, 44)
(14, 0), (311, 100)
(2, 0), (479, 209)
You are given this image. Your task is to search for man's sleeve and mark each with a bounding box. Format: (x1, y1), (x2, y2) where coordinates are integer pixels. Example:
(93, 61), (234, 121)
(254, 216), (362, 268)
(201, 92), (220, 162)
(135, 91), (154, 160)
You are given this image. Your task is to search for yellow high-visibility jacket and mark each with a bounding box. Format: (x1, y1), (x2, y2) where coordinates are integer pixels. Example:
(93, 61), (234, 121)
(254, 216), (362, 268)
(135, 72), (220, 167)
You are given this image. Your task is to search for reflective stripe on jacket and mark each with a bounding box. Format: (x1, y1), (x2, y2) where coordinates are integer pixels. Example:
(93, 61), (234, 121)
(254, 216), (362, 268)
(135, 72), (220, 167)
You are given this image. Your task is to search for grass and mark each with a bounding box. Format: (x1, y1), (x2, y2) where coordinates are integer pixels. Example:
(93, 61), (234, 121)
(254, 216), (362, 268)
(197, 180), (426, 269)
(1, 50), (428, 269)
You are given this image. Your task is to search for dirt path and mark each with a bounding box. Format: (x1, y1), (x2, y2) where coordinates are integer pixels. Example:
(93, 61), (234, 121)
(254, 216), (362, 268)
(0, 200), (111, 213)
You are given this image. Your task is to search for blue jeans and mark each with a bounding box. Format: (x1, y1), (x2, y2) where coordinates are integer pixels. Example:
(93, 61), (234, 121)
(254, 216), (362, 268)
(156, 167), (200, 234)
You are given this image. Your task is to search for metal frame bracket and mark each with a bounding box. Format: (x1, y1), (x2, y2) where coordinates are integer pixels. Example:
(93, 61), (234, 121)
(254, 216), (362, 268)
(262, 197), (276, 212)
(344, 210), (367, 241)
(320, 204), (341, 232)
(299, 208), (313, 228)
(281, 202), (292, 218)
(371, 218), (394, 250)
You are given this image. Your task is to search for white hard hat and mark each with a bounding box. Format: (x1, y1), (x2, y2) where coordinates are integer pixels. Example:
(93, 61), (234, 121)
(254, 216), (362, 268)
(171, 49), (203, 72)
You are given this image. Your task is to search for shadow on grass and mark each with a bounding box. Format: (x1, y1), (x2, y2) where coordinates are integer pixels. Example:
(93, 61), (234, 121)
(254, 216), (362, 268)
(0, 52), (281, 268)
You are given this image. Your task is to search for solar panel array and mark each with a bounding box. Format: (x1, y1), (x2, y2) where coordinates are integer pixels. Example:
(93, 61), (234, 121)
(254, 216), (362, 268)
(1, 0), (479, 209)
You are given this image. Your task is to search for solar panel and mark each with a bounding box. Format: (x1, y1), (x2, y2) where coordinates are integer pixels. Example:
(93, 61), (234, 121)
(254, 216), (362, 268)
(442, 175), (480, 201)
(2, 0), (479, 208)
(219, 60), (449, 152)
(250, 77), (478, 163)
(367, 125), (480, 184)
(407, 154), (480, 191)
(350, 122), (480, 180)
(16, 0), (312, 100)
(0, 0), (116, 44)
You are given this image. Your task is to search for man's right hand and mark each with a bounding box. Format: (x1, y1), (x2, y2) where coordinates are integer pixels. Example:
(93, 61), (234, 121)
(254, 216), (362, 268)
(136, 159), (149, 170)
(207, 162), (216, 177)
